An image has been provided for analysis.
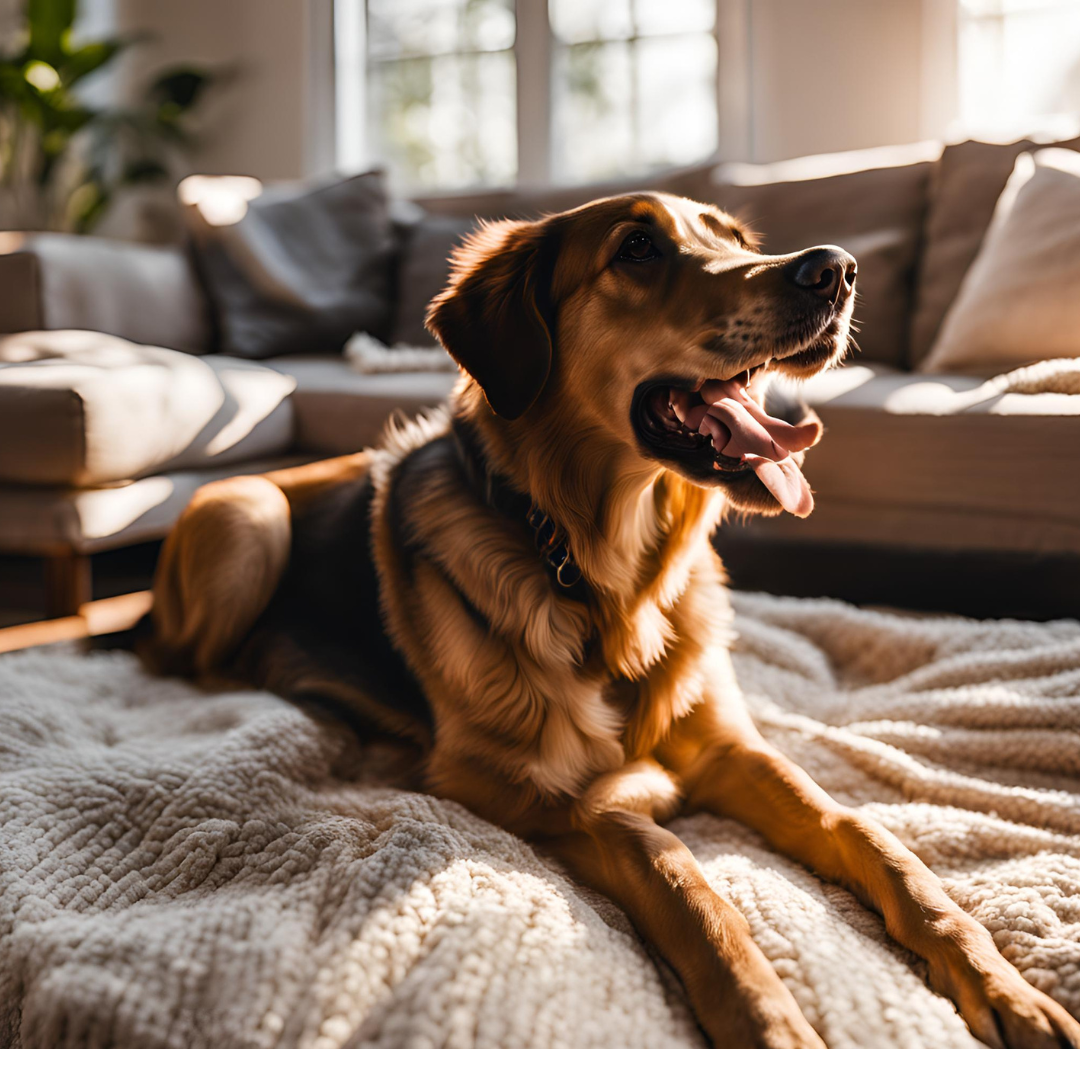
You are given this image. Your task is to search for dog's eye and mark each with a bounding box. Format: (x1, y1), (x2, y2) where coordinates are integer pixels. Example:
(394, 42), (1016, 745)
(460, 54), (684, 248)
(618, 231), (660, 263)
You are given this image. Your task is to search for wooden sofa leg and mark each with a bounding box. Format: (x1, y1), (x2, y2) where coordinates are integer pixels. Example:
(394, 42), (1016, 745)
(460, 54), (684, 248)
(44, 551), (92, 618)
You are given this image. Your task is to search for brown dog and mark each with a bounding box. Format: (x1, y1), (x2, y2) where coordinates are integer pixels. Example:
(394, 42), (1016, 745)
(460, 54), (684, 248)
(141, 193), (1080, 1049)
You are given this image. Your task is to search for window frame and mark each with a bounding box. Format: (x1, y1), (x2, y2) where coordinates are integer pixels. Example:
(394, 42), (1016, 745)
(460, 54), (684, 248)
(334, 0), (753, 193)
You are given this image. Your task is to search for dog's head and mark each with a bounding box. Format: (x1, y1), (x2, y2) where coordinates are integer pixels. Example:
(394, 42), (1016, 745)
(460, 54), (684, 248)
(426, 193), (855, 517)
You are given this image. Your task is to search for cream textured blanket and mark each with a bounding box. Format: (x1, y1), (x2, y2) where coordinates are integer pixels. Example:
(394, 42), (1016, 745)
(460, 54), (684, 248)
(2, 592), (1079, 1049)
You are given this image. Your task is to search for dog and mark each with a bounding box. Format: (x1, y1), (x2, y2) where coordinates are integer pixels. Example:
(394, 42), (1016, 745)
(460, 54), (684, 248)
(138, 193), (1080, 1049)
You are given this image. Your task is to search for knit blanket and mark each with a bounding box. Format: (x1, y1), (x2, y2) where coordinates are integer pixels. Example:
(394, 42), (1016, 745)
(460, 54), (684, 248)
(2, 592), (1079, 1049)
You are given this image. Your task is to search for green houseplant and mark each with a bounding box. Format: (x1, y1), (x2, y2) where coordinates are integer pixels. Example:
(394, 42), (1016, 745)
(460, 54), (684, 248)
(0, 0), (213, 233)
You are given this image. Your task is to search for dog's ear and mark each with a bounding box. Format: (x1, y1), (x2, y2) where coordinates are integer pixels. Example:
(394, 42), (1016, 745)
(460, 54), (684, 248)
(425, 218), (558, 420)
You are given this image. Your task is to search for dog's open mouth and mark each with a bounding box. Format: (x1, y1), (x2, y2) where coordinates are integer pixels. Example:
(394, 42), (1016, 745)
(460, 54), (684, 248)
(633, 368), (821, 517)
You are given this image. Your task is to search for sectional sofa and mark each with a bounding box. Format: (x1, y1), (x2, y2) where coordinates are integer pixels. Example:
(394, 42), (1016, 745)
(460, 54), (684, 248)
(2, 135), (1078, 618)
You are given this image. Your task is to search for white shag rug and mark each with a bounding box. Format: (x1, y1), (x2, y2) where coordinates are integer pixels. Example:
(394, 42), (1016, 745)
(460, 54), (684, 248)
(2, 592), (1079, 1049)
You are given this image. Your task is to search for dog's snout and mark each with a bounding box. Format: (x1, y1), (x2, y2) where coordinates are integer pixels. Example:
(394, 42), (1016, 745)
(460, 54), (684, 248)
(786, 246), (857, 305)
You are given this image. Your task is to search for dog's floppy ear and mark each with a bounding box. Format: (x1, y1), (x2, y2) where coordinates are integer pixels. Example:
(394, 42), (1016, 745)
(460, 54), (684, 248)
(425, 218), (558, 420)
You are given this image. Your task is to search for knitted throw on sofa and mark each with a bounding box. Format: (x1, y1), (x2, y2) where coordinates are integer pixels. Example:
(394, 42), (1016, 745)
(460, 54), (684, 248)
(2, 592), (1078, 1048)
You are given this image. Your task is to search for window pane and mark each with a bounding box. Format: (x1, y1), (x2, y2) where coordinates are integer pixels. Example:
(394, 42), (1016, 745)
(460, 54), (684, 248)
(549, 0), (633, 44)
(635, 34), (717, 171)
(552, 34), (716, 182)
(632, 0), (715, 37)
(550, 0), (714, 43)
(958, 1), (1080, 133)
(368, 0), (515, 60)
(551, 41), (635, 180)
(368, 51), (516, 189)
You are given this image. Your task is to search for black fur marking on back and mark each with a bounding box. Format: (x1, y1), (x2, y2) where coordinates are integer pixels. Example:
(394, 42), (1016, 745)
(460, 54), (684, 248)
(236, 466), (433, 743)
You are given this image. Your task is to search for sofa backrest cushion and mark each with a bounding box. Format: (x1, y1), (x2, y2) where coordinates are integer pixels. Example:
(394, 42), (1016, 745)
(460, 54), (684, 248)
(909, 131), (1080, 365)
(184, 171), (396, 360)
(703, 143), (940, 368)
(410, 161), (719, 221)
(391, 162), (721, 346)
(0, 233), (212, 355)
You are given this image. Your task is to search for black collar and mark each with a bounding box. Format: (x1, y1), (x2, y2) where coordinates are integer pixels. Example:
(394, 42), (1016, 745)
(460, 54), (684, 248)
(451, 417), (589, 603)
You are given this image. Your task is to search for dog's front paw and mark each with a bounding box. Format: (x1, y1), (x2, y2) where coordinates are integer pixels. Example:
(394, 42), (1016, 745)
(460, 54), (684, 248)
(934, 950), (1079, 1048)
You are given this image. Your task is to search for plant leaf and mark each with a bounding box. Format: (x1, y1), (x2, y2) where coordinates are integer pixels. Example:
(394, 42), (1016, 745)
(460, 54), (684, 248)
(148, 68), (212, 110)
(61, 39), (128, 85)
(67, 176), (110, 232)
(27, 0), (76, 67)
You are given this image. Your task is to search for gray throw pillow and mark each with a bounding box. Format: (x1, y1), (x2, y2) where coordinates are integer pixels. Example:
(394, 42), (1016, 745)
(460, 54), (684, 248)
(184, 171), (396, 359)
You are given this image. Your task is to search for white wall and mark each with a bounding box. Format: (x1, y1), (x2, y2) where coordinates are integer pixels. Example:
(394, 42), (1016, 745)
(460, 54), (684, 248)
(109, 0), (334, 181)
(745, 0), (955, 163)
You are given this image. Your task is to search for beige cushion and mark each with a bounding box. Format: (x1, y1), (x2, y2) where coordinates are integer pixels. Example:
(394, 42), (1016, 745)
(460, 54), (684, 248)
(923, 150), (1080, 374)
(704, 143), (939, 367)
(741, 364), (1080, 555)
(0, 232), (212, 354)
(265, 357), (458, 455)
(0, 331), (295, 486)
(0, 455), (310, 554)
(909, 132), (1080, 365)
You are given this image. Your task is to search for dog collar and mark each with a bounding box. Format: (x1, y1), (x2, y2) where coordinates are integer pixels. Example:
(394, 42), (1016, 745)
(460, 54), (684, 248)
(451, 418), (587, 599)
(526, 502), (582, 589)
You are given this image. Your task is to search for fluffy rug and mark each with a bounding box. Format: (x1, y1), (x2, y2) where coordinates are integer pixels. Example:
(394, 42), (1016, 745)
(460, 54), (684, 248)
(2, 592), (1079, 1049)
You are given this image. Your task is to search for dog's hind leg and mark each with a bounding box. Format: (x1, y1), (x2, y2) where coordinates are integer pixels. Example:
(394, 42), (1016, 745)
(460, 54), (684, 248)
(142, 474), (292, 677)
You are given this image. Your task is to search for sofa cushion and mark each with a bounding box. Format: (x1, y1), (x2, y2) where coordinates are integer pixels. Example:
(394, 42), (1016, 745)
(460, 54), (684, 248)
(923, 149), (1080, 375)
(183, 171), (396, 359)
(740, 364), (1080, 555)
(0, 331), (295, 486)
(265, 357), (458, 455)
(0, 455), (310, 554)
(704, 143), (939, 368)
(410, 160), (719, 221)
(390, 213), (473, 347)
(0, 233), (212, 354)
(909, 131), (1080, 365)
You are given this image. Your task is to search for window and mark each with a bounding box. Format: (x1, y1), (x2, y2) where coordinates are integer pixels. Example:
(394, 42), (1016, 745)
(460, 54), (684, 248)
(363, 0), (517, 190)
(337, 0), (725, 192)
(957, 0), (1080, 136)
(549, 0), (717, 183)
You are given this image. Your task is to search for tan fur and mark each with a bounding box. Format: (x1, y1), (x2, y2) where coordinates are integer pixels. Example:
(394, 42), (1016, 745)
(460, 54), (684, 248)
(145, 475), (291, 676)
(142, 193), (1080, 1049)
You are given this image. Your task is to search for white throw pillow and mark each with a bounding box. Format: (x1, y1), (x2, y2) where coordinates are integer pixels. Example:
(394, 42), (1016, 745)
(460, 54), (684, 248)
(922, 147), (1080, 375)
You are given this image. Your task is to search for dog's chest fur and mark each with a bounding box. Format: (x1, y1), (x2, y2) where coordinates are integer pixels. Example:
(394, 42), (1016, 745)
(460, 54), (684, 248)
(368, 411), (732, 808)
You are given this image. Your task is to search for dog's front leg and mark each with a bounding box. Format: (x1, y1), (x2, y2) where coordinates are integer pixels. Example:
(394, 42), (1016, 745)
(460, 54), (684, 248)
(683, 710), (1080, 1048)
(547, 762), (824, 1048)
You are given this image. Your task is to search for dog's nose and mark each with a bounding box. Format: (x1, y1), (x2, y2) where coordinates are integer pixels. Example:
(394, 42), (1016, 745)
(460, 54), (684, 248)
(786, 246), (857, 305)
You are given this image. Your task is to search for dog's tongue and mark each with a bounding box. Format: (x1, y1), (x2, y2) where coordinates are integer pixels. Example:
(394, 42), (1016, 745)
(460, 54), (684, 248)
(670, 379), (817, 517)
